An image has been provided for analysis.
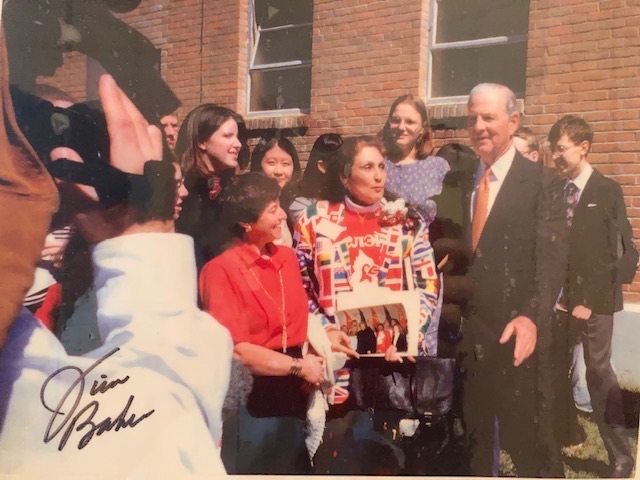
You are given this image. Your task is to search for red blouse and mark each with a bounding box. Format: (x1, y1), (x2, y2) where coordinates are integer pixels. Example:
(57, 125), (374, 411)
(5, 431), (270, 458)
(199, 242), (308, 350)
(376, 329), (392, 353)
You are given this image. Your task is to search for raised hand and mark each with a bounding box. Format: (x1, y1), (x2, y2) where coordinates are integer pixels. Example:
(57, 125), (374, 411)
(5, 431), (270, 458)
(499, 315), (537, 367)
(50, 75), (170, 245)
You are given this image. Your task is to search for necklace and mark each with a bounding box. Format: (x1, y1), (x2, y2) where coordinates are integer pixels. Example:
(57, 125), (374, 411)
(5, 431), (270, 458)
(354, 209), (370, 224)
(247, 265), (288, 352)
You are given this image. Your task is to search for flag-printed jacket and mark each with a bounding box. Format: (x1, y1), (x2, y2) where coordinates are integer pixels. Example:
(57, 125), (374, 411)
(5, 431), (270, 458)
(294, 199), (440, 356)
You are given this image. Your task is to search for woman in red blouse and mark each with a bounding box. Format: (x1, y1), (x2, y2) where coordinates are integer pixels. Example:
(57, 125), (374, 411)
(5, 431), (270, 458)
(199, 173), (325, 475)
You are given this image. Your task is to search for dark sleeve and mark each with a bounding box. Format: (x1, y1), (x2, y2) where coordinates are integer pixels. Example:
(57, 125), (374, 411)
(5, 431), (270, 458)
(398, 333), (408, 352)
(522, 167), (569, 324)
(578, 181), (637, 309)
(611, 181), (638, 285)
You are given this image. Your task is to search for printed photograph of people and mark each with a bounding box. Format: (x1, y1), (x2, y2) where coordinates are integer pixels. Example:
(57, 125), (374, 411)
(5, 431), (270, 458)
(1, 1), (639, 478)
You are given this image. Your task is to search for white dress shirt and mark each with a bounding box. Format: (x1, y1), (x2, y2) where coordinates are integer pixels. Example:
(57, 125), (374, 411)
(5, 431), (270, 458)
(566, 163), (594, 202)
(0, 233), (232, 478)
(471, 144), (516, 222)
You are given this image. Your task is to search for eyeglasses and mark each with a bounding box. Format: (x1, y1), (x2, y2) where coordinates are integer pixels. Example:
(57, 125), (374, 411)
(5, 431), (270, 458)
(314, 133), (343, 153)
(551, 144), (578, 156)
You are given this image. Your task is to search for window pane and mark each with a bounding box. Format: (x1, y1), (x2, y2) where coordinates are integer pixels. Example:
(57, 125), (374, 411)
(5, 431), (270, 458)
(254, 26), (312, 66)
(431, 42), (527, 98)
(250, 66), (311, 112)
(255, 0), (313, 28)
(435, 0), (529, 43)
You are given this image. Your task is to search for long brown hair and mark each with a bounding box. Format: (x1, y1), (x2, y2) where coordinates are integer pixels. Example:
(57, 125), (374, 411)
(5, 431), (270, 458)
(174, 104), (245, 177)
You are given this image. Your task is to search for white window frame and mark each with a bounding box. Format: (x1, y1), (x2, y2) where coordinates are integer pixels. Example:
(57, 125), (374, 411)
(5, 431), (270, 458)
(246, 0), (312, 116)
(427, 0), (528, 105)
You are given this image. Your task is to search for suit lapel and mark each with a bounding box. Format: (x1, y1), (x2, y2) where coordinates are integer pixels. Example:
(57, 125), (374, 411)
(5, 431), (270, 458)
(463, 159), (480, 252)
(572, 169), (600, 221)
(476, 155), (529, 251)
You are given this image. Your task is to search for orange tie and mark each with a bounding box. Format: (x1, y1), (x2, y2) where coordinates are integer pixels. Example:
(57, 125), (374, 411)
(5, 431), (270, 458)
(472, 167), (492, 251)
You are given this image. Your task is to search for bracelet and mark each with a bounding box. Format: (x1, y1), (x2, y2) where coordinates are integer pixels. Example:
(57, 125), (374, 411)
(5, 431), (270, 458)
(288, 357), (302, 377)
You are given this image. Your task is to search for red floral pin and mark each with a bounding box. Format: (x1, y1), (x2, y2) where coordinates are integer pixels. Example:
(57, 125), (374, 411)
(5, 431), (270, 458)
(379, 199), (419, 230)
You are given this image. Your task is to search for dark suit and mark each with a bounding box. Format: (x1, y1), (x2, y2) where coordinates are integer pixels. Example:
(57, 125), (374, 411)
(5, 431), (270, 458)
(562, 169), (637, 469)
(356, 327), (376, 354)
(391, 332), (407, 352)
(460, 152), (568, 476)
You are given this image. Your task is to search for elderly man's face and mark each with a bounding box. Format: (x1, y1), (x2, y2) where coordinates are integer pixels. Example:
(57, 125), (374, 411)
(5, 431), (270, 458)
(467, 90), (519, 166)
(160, 114), (179, 151)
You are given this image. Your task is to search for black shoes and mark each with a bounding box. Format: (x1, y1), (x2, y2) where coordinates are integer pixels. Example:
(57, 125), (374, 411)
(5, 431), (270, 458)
(611, 461), (634, 478)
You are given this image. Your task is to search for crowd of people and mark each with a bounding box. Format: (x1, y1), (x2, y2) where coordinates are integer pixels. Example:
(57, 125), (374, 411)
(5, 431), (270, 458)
(1, 72), (637, 478)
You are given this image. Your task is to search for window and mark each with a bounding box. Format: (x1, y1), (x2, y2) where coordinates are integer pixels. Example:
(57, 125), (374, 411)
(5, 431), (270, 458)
(428, 0), (529, 102)
(248, 0), (313, 114)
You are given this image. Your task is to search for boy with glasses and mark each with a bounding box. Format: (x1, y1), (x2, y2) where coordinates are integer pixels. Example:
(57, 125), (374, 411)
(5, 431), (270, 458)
(550, 115), (637, 478)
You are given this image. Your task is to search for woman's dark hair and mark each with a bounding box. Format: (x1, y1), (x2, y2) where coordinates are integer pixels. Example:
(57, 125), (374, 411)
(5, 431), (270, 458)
(296, 133), (343, 199)
(324, 136), (384, 203)
(249, 135), (301, 178)
(436, 143), (478, 174)
(174, 103), (246, 177)
(381, 94), (434, 160)
(219, 172), (281, 239)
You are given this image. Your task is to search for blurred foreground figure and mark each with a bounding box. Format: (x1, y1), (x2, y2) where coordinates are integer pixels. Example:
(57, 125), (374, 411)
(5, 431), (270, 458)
(0, 41), (232, 475)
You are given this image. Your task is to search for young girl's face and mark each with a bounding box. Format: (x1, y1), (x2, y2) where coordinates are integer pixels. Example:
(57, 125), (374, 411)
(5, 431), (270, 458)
(199, 118), (242, 172)
(261, 145), (294, 188)
(388, 102), (424, 152)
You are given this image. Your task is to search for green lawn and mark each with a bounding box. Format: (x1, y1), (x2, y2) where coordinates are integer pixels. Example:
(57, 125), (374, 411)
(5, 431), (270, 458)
(499, 414), (638, 477)
(562, 414), (637, 478)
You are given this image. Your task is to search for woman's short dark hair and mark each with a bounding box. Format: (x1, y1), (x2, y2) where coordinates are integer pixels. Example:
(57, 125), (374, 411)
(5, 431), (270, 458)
(297, 133), (343, 199)
(175, 104), (246, 177)
(381, 94), (434, 160)
(324, 136), (384, 203)
(219, 172), (281, 238)
(249, 135), (301, 177)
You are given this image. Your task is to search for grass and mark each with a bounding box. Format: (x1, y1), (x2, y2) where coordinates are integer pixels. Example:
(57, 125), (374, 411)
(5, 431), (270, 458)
(499, 414), (638, 478)
(562, 415), (637, 478)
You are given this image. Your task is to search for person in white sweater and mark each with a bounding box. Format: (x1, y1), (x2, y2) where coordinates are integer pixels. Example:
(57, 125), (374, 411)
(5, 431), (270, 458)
(0, 74), (232, 477)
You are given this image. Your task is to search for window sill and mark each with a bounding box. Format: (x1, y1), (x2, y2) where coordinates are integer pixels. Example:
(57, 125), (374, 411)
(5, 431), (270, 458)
(245, 113), (309, 131)
(427, 99), (525, 121)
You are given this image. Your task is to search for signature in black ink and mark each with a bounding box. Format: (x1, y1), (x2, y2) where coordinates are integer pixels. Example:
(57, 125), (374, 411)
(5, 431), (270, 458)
(40, 347), (155, 451)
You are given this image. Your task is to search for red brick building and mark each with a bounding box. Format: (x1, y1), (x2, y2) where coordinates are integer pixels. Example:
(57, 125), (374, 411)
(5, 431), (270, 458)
(31, 0), (640, 300)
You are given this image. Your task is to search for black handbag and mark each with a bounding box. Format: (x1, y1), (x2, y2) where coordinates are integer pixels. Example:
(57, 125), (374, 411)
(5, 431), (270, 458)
(347, 355), (455, 417)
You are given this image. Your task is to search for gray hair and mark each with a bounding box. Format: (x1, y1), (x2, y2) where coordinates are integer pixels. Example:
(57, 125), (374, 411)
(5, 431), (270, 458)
(468, 83), (518, 116)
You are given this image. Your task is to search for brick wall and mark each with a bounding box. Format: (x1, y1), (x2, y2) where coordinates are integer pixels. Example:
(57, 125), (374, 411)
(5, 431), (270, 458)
(527, 0), (640, 300)
(309, 0), (428, 139)
(36, 0), (249, 121)
(25, 0), (640, 300)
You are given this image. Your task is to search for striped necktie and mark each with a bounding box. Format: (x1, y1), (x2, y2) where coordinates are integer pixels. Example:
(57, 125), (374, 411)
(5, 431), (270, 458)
(565, 182), (579, 227)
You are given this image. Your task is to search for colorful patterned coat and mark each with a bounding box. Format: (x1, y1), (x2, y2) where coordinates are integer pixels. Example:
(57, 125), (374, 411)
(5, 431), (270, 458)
(294, 199), (440, 356)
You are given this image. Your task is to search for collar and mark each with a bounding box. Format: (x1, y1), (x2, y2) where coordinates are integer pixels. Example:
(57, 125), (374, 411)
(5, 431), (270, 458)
(477, 144), (516, 182)
(344, 195), (382, 214)
(233, 241), (284, 270)
(566, 163), (593, 192)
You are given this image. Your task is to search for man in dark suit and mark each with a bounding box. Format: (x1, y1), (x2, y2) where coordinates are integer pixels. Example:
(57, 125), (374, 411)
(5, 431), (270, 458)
(550, 115), (637, 477)
(356, 319), (376, 354)
(460, 83), (567, 476)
